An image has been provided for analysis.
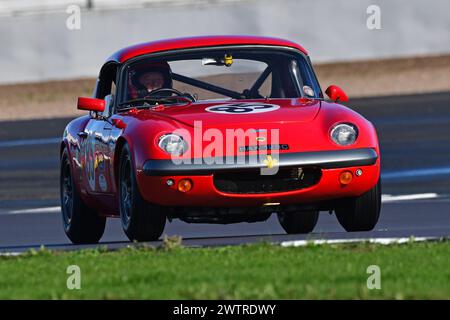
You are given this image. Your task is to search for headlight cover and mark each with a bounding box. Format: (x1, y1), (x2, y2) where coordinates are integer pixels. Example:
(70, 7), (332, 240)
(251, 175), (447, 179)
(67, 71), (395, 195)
(158, 134), (188, 156)
(330, 123), (358, 146)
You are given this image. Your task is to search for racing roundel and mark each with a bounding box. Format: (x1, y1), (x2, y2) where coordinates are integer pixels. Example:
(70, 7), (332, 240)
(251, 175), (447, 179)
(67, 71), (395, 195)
(205, 102), (280, 114)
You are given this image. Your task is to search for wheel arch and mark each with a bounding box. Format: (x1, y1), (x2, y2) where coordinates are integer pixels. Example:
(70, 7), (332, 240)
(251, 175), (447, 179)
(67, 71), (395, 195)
(60, 140), (69, 158)
(114, 136), (130, 190)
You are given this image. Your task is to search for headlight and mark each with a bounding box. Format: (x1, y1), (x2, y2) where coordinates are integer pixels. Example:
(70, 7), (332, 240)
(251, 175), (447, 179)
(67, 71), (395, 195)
(158, 134), (188, 156)
(330, 123), (358, 146)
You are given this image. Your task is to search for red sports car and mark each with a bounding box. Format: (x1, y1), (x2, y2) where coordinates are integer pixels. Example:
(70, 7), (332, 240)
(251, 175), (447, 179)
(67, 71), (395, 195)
(60, 36), (381, 244)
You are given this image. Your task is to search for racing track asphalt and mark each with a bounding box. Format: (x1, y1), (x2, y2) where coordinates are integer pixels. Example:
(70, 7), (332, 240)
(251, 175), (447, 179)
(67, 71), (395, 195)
(0, 91), (450, 253)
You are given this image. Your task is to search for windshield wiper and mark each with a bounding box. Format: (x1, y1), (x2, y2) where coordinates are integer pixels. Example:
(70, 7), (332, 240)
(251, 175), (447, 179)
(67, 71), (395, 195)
(118, 97), (166, 109)
(118, 96), (193, 111)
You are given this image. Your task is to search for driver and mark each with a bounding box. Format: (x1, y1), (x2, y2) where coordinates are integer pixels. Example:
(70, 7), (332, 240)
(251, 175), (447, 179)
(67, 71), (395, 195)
(129, 61), (173, 99)
(138, 71), (165, 93)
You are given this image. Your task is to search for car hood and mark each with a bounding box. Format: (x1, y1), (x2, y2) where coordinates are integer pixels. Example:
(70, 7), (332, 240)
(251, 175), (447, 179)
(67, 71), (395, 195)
(129, 98), (321, 128)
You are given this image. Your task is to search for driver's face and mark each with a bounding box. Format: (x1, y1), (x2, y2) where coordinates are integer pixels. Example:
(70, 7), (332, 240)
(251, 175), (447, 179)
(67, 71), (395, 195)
(138, 72), (164, 92)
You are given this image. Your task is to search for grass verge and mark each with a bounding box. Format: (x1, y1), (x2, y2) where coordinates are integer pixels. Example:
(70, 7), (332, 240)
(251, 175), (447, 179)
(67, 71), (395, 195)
(0, 240), (449, 299)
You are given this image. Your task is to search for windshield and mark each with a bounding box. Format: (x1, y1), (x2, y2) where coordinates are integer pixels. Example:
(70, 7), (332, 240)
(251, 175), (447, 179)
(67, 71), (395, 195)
(119, 48), (322, 107)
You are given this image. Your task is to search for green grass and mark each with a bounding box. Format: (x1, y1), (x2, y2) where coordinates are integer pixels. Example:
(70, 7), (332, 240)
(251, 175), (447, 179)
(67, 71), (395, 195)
(0, 240), (449, 299)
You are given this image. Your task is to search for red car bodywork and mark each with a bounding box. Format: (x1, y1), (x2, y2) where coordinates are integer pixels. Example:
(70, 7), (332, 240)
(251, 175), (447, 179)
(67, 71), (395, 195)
(61, 36), (380, 218)
(108, 35), (308, 63)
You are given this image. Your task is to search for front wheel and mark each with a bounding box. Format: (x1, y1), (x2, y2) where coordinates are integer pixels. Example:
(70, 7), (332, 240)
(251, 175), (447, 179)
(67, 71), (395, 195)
(60, 149), (106, 244)
(335, 179), (381, 232)
(277, 210), (319, 234)
(119, 144), (166, 241)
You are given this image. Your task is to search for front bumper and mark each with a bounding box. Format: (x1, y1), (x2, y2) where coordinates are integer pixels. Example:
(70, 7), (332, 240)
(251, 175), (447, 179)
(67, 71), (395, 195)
(142, 148), (378, 176)
(136, 148), (380, 207)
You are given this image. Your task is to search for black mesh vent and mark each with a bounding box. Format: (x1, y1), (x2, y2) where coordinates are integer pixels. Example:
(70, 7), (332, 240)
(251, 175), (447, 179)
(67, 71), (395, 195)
(213, 167), (322, 194)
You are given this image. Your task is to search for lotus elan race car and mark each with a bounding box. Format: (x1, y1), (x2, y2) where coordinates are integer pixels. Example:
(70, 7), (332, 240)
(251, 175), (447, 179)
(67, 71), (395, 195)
(60, 36), (381, 243)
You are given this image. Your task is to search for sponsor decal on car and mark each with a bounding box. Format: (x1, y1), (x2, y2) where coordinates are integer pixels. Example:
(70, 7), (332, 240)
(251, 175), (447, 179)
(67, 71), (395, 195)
(238, 144), (289, 152)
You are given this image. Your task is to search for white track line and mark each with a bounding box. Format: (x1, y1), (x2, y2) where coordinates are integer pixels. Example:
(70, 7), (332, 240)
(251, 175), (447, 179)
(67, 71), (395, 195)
(280, 236), (438, 247)
(8, 206), (61, 214)
(0, 137), (60, 148)
(2, 193), (442, 215)
(0, 252), (22, 256)
(0, 236), (443, 256)
(381, 193), (438, 203)
(382, 167), (450, 180)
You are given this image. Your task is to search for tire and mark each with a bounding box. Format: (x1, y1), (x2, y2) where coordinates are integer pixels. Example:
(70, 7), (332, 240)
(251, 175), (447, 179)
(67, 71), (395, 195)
(335, 179), (381, 232)
(119, 143), (166, 241)
(277, 210), (319, 234)
(60, 149), (106, 244)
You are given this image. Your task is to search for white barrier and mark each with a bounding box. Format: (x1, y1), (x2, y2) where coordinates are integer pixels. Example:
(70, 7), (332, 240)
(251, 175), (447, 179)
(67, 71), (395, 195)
(0, 0), (242, 16)
(0, 0), (449, 84)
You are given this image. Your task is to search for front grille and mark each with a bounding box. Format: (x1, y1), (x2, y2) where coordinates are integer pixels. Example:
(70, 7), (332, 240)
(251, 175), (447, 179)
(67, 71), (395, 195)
(213, 167), (322, 194)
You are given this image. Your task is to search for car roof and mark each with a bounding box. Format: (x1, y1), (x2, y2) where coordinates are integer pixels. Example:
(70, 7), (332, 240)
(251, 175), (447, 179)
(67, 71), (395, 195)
(106, 35), (308, 63)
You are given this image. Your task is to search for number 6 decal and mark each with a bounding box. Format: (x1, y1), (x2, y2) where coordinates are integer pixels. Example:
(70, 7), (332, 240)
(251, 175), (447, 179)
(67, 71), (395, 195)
(206, 103), (280, 114)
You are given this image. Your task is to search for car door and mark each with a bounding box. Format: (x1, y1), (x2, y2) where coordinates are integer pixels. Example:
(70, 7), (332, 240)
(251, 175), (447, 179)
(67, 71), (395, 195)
(82, 62), (119, 211)
(94, 94), (115, 195)
(83, 117), (106, 194)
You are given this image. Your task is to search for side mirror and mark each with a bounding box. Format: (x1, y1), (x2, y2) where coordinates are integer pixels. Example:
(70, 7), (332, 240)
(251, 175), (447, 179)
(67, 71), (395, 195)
(325, 85), (348, 102)
(77, 97), (105, 113)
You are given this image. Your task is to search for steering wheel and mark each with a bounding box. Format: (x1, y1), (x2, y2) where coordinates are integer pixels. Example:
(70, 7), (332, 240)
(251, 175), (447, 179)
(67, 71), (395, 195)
(145, 88), (196, 102)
